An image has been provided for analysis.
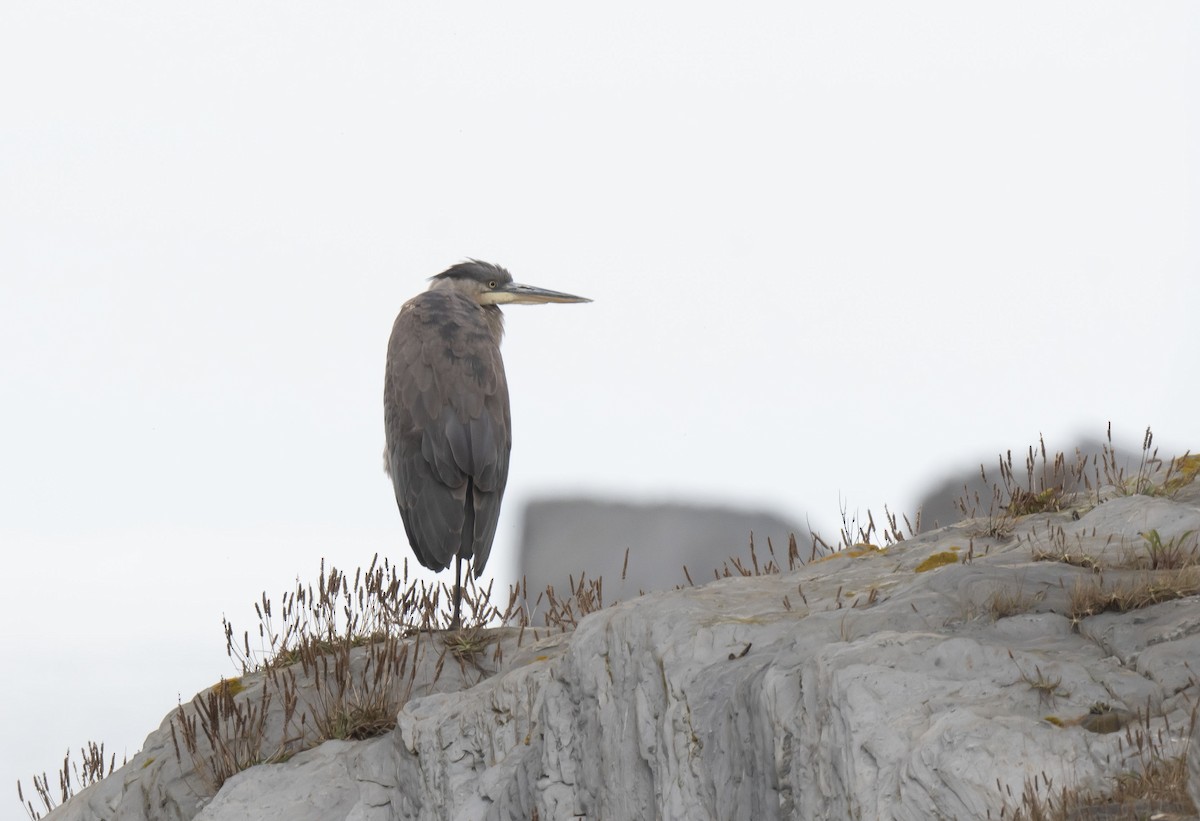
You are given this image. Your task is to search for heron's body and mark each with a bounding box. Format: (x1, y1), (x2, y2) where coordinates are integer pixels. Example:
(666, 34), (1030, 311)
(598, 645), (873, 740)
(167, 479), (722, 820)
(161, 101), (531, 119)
(383, 261), (589, 626)
(384, 283), (511, 575)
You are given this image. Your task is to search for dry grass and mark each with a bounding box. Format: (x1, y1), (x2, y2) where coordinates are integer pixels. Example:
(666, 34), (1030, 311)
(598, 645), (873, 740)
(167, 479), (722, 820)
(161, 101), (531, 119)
(443, 625), (497, 660)
(1000, 435), (1084, 516)
(536, 572), (607, 631)
(168, 546), (729, 797)
(170, 674), (297, 793)
(1098, 424), (1197, 499)
(1010, 652), (1066, 707)
(830, 501), (920, 551)
(957, 425), (1198, 545)
(989, 587), (1045, 620)
(995, 707), (1197, 820)
(1030, 524), (1107, 572)
(710, 531), (808, 579)
(1033, 549), (1104, 573)
(167, 554), (518, 795)
(958, 434), (1090, 539)
(1032, 523), (1200, 576)
(305, 633), (424, 743)
(17, 743), (124, 821)
(1099, 425), (1159, 497)
(1028, 521), (1200, 631)
(1052, 520), (1200, 628)
(1067, 569), (1200, 627)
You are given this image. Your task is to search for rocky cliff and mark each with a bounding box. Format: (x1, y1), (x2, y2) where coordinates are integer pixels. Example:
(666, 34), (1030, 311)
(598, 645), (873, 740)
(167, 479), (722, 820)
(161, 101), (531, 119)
(42, 462), (1200, 820)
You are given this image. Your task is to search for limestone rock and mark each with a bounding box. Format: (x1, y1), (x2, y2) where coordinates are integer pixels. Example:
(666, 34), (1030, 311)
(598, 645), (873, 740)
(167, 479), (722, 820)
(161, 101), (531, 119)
(45, 478), (1200, 820)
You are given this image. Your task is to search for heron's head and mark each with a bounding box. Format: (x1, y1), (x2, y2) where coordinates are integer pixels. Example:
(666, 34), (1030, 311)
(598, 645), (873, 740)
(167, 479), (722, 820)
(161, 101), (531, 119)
(430, 260), (591, 306)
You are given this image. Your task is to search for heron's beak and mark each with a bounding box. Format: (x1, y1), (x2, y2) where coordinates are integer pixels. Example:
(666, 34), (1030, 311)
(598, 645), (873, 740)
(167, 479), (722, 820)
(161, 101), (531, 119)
(481, 282), (592, 306)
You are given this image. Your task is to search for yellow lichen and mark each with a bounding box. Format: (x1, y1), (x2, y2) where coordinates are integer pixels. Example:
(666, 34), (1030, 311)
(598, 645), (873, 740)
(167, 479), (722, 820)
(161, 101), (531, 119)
(1042, 716), (1064, 727)
(717, 615), (770, 626)
(1164, 453), (1200, 494)
(915, 549), (960, 573)
(812, 544), (887, 564)
(211, 676), (245, 698)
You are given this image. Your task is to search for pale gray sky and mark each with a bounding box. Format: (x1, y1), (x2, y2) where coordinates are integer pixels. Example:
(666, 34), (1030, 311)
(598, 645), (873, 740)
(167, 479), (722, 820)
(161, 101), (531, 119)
(2, 2), (1197, 802)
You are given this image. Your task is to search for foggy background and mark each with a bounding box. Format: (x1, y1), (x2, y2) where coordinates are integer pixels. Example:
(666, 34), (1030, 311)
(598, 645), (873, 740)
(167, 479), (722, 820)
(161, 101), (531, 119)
(2, 2), (1197, 802)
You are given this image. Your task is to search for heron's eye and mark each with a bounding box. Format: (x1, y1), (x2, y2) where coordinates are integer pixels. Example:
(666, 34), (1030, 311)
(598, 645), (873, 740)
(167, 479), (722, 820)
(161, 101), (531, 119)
(488, 280), (498, 289)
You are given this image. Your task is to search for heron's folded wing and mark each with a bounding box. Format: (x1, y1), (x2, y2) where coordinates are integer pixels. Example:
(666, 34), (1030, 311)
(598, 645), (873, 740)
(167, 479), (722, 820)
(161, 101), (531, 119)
(383, 291), (512, 574)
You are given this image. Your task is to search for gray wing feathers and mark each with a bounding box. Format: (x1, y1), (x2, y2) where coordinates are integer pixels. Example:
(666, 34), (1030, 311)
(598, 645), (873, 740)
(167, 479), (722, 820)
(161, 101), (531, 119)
(384, 292), (510, 575)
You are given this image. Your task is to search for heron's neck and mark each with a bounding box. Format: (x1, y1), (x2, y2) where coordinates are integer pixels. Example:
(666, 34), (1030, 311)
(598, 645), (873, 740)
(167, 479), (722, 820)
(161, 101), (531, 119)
(484, 304), (506, 345)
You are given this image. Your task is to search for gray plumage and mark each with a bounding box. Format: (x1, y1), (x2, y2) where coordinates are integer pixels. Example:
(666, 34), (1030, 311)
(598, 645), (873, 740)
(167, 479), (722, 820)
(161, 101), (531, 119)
(383, 260), (590, 625)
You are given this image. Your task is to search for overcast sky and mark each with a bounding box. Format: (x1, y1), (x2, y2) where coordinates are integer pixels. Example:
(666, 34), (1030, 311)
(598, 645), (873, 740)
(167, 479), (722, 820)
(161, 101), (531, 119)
(2, 2), (1197, 803)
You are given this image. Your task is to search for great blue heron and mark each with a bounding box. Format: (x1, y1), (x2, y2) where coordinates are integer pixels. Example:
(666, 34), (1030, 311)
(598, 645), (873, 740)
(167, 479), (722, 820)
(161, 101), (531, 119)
(384, 260), (591, 628)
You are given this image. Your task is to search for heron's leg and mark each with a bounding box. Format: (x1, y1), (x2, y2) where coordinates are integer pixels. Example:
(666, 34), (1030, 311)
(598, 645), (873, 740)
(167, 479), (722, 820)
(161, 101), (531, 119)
(451, 555), (463, 630)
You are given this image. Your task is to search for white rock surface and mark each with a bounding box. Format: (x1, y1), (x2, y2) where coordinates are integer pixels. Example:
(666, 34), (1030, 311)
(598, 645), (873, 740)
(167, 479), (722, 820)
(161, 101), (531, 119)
(43, 474), (1200, 820)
